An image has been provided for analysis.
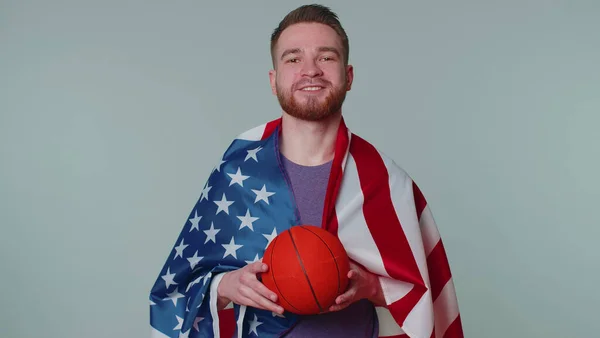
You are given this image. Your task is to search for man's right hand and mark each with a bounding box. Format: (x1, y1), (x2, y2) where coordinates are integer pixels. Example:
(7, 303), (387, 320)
(217, 261), (284, 315)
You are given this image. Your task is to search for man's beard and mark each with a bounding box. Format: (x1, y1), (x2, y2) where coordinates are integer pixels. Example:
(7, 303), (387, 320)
(276, 80), (347, 121)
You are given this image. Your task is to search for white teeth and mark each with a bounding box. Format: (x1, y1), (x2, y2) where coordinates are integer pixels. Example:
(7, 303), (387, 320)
(301, 86), (322, 91)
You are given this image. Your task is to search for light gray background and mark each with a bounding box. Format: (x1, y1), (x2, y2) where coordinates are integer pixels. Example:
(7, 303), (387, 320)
(1, 1), (599, 337)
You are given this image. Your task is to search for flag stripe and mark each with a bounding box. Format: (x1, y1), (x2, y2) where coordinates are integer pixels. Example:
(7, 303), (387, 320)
(349, 135), (424, 286)
(433, 279), (461, 338)
(335, 154), (388, 278)
(412, 181), (427, 219)
(349, 135), (428, 330)
(218, 309), (235, 338)
(261, 119), (281, 140)
(420, 206), (441, 256)
(322, 119), (350, 235)
(427, 240), (452, 302)
(375, 306), (405, 336)
(443, 315), (464, 338)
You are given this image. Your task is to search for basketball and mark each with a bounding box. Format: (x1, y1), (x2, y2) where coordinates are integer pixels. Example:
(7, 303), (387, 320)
(261, 225), (350, 315)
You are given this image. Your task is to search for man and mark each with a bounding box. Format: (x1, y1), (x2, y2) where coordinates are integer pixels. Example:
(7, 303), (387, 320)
(150, 4), (463, 338)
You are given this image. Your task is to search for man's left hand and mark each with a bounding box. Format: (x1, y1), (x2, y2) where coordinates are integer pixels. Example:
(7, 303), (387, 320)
(328, 261), (386, 312)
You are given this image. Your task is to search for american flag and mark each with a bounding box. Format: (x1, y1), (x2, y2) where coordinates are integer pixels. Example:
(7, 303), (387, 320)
(149, 117), (463, 338)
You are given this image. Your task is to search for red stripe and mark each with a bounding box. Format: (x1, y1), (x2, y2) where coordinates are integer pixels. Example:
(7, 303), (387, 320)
(218, 309), (236, 338)
(412, 181), (427, 220)
(442, 315), (464, 338)
(350, 135), (426, 324)
(427, 240), (452, 302)
(322, 118), (349, 235)
(261, 118), (282, 140)
(386, 286), (425, 329)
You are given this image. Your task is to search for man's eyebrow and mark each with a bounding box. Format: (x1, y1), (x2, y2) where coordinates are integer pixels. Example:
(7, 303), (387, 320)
(280, 48), (301, 60)
(280, 46), (341, 60)
(317, 46), (340, 56)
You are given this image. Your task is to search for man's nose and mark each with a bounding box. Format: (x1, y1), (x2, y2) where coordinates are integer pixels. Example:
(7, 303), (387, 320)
(301, 59), (323, 77)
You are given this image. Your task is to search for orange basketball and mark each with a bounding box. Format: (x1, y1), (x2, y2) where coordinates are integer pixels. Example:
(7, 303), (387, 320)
(261, 225), (350, 315)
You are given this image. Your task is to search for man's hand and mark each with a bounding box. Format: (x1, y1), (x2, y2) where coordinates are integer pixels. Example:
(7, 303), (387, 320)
(217, 261), (284, 315)
(328, 261), (386, 312)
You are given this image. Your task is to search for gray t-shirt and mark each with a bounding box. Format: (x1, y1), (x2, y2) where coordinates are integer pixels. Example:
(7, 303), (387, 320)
(280, 154), (379, 337)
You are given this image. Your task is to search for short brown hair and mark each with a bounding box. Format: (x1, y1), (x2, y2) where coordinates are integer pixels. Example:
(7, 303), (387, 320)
(270, 4), (350, 66)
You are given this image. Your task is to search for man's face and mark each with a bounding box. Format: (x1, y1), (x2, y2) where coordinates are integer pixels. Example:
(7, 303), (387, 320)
(269, 22), (353, 121)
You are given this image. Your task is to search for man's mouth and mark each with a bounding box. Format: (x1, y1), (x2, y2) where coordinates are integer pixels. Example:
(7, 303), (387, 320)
(299, 86), (324, 91)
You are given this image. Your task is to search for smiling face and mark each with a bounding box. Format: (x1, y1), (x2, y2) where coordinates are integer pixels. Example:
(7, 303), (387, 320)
(269, 22), (354, 121)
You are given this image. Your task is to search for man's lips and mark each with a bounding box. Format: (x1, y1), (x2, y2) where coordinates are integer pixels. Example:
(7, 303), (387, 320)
(296, 83), (328, 91)
(298, 86), (325, 91)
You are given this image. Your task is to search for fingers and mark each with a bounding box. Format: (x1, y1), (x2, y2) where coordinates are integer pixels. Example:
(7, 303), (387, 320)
(239, 263), (283, 314)
(239, 285), (284, 314)
(247, 261), (268, 274)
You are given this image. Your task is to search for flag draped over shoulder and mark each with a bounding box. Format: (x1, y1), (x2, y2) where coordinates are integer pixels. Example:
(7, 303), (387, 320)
(149, 117), (463, 338)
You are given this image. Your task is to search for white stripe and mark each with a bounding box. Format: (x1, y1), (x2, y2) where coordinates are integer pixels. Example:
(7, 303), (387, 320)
(375, 306), (406, 336)
(209, 272), (223, 336)
(150, 327), (170, 338)
(235, 123), (267, 141)
(340, 130), (352, 172)
(236, 305), (247, 338)
(335, 154), (389, 278)
(379, 276), (415, 305)
(401, 288), (434, 338)
(420, 205), (441, 256)
(434, 279), (460, 337)
(378, 152), (435, 337)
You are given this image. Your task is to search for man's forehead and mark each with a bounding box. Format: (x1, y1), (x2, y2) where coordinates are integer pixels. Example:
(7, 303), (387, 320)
(276, 23), (343, 52)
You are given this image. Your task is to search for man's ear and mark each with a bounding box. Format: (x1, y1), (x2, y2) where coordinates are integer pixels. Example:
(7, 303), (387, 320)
(268, 69), (277, 96)
(345, 64), (354, 91)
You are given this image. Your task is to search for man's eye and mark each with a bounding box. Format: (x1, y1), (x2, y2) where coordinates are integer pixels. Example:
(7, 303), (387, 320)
(287, 58), (299, 63)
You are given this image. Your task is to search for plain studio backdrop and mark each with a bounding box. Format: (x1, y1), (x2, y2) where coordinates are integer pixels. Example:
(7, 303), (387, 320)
(1, 1), (599, 337)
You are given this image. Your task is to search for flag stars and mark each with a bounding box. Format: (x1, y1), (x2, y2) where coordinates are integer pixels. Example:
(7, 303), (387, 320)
(174, 315), (184, 330)
(174, 238), (189, 259)
(222, 237), (243, 259)
(214, 193), (234, 215)
(237, 209), (259, 231)
(248, 314), (263, 335)
(199, 184), (212, 202)
(203, 222), (220, 244)
(187, 250), (203, 270)
(252, 184), (275, 204)
(193, 316), (205, 332)
(188, 211), (201, 232)
(164, 287), (185, 306)
(245, 254), (261, 265)
(227, 167), (250, 187)
(213, 159), (226, 173)
(245, 146), (262, 162)
(161, 267), (177, 289)
(263, 228), (278, 247)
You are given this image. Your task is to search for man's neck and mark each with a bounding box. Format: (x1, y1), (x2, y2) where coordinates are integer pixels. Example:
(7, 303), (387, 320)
(279, 112), (342, 167)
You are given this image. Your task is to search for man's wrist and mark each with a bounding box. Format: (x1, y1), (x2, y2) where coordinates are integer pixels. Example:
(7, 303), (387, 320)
(212, 272), (232, 310)
(367, 274), (386, 307)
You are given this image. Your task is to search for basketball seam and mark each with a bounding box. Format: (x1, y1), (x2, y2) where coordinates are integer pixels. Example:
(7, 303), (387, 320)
(298, 226), (342, 296)
(288, 228), (324, 313)
(269, 236), (302, 314)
